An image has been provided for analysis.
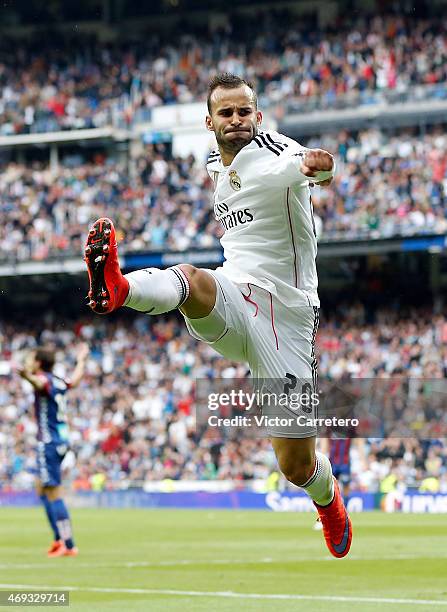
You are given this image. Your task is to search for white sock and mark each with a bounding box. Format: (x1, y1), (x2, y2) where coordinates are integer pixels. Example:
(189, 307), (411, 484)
(301, 452), (334, 506)
(124, 266), (190, 314)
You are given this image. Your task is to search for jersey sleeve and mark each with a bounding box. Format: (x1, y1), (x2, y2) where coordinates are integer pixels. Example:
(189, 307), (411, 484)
(263, 150), (311, 188)
(255, 132), (335, 189)
(255, 134), (311, 188)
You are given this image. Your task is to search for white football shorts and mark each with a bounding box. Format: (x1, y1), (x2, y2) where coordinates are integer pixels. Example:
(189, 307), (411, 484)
(183, 268), (319, 438)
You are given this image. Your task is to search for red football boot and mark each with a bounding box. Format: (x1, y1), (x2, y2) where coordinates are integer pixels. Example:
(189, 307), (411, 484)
(47, 540), (64, 556)
(314, 477), (352, 558)
(47, 544), (79, 558)
(84, 218), (129, 314)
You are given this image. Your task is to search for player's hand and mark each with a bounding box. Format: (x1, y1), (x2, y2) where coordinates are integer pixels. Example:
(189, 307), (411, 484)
(23, 352), (35, 371)
(77, 342), (89, 361)
(300, 149), (334, 187)
(16, 363), (33, 381)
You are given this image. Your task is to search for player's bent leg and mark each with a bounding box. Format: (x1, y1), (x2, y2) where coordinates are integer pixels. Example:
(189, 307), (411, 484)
(181, 268), (249, 362)
(271, 437), (352, 558)
(84, 218), (216, 317)
(124, 264), (216, 317)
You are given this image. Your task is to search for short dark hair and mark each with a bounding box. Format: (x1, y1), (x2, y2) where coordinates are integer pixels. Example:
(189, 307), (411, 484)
(207, 73), (257, 113)
(35, 347), (55, 372)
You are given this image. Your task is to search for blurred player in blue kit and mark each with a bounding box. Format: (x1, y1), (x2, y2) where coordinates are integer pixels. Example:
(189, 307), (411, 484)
(329, 437), (352, 498)
(18, 343), (88, 557)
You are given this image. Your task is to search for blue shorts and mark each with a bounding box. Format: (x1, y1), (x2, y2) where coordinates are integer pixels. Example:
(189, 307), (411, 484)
(37, 442), (68, 487)
(333, 464), (351, 486)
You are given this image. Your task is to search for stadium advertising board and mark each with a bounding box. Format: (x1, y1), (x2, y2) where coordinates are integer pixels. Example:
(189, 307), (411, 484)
(2, 490), (447, 512)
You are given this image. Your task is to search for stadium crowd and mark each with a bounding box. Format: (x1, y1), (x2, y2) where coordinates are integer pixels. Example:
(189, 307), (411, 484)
(1, 126), (446, 262)
(0, 12), (446, 135)
(1, 305), (446, 494)
(0, 144), (218, 262)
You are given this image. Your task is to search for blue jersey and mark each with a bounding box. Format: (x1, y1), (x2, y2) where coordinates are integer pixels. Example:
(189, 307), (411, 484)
(33, 373), (70, 445)
(329, 438), (351, 471)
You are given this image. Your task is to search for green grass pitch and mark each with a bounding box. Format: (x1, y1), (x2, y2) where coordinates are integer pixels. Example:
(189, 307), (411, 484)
(0, 508), (446, 611)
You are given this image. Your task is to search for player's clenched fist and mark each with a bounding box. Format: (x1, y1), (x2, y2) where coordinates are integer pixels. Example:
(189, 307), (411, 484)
(300, 148), (335, 187)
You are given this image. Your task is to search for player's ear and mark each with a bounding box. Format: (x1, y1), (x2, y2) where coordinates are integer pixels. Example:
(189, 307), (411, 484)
(256, 111), (263, 127)
(205, 115), (214, 132)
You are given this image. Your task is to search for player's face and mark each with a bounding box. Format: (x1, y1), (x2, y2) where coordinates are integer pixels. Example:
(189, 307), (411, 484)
(26, 352), (39, 373)
(206, 85), (262, 157)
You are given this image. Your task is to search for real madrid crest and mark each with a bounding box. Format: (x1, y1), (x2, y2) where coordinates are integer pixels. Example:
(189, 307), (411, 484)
(229, 170), (241, 191)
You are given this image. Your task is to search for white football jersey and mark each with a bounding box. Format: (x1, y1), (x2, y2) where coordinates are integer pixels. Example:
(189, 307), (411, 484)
(207, 129), (324, 307)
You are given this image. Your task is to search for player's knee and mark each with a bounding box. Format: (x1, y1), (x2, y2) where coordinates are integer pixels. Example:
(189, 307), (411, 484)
(178, 264), (205, 299)
(178, 264), (210, 293)
(178, 264), (197, 284)
(44, 486), (60, 501)
(178, 264), (216, 318)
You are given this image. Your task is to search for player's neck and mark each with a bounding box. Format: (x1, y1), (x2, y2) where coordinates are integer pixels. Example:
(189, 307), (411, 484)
(220, 150), (236, 167)
(219, 137), (254, 166)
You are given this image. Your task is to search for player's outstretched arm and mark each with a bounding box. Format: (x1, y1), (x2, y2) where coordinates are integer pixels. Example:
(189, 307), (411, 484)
(300, 148), (335, 187)
(68, 342), (89, 388)
(17, 366), (47, 391)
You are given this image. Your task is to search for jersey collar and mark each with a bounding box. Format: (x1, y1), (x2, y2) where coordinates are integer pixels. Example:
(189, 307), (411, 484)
(206, 136), (262, 175)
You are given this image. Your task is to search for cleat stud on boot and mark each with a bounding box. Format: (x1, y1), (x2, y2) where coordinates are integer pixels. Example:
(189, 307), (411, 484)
(101, 300), (109, 308)
(104, 228), (111, 236)
(88, 300), (97, 308)
(89, 229), (96, 237)
(103, 244), (109, 253)
(85, 245), (92, 255)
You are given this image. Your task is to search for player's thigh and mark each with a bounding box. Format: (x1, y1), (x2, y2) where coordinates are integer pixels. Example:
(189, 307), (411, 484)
(182, 269), (250, 362)
(44, 485), (63, 501)
(245, 293), (319, 438)
(37, 442), (51, 487)
(247, 296), (318, 381)
(38, 443), (65, 489)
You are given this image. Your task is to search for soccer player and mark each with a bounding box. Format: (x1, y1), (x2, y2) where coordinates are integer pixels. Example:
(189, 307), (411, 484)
(84, 73), (352, 557)
(18, 343), (88, 557)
